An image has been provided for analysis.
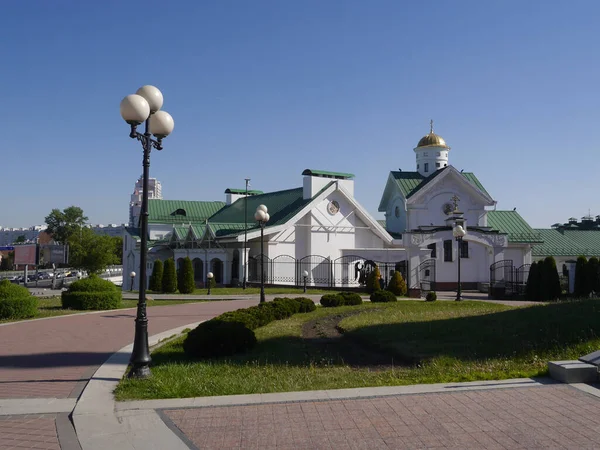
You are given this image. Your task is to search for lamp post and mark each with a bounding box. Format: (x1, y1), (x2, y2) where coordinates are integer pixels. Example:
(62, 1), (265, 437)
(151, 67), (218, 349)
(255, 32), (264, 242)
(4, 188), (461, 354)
(120, 85), (175, 379)
(242, 177), (250, 289)
(207, 272), (214, 295)
(453, 224), (466, 301)
(130, 271), (136, 292)
(254, 205), (270, 303)
(303, 270), (308, 293)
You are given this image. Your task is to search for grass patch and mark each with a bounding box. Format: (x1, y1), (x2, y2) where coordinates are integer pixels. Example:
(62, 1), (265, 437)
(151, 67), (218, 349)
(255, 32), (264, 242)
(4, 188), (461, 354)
(114, 299), (600, 400)
(0, 297), (201, 324)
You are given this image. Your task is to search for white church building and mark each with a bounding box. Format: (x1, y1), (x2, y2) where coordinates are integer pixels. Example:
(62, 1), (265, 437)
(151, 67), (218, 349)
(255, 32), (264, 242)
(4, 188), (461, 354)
(124, 125), (538, 295)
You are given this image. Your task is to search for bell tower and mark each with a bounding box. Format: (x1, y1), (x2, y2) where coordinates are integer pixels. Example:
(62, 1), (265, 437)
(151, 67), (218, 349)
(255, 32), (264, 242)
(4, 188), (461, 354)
(414, 120), (450, 177)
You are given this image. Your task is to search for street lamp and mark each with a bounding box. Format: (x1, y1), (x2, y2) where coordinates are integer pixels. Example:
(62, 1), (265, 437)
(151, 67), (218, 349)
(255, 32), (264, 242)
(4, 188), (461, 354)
(130, 271), (136, 292)
(453, 224), (466, 301)
(120, 85), (175, 379)
(207, 272), (214, 295)
(303, 270), (308, 293)
(254, 204), (270, 303)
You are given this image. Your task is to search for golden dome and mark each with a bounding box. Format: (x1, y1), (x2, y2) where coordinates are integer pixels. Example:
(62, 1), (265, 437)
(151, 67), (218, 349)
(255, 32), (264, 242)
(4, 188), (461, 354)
(416, 120), (450, 149)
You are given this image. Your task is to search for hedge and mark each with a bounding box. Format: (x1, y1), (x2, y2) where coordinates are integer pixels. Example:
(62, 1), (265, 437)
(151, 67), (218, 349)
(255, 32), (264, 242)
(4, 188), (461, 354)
(183, 297), (315, 358)
(370, 290), (397, 303)
(61, 275), (122, 310)
(0, 280), (37, 319)
(320, 292), (363, 307)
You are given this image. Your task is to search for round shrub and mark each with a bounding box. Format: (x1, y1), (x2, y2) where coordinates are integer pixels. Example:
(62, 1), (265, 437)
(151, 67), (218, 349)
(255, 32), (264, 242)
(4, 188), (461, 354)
(339, 292), (363, 306)
(273, 297), (301, 314)
(218, 310), (260, 330)
(0, 280), (37, 319)
(61, 275), (121, 310)
(320, 294), (343, 307)
(261, 301), (294, 320)
(370, 290), (397, 303)
(425, 291), (437, 302)
(292, 297), (316, 313)
(183, 319), (257, 358)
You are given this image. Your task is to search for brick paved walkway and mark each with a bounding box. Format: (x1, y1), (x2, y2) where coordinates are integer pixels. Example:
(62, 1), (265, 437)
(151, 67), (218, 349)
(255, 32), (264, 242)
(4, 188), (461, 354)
(0, 299), (257, 399)
(0, 414), (60, 450)
(164, 385), (600, 449)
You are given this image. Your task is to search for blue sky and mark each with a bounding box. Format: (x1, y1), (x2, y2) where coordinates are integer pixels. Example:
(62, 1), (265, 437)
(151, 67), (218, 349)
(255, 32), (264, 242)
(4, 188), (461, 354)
(1, 1), (598, 229)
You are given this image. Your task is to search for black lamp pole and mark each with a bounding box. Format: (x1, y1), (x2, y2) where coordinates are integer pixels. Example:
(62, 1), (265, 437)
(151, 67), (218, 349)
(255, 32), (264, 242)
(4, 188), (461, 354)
(456, 235), (463, 301)
(303, 274), (307, 293)
(259, 222), (265, 303)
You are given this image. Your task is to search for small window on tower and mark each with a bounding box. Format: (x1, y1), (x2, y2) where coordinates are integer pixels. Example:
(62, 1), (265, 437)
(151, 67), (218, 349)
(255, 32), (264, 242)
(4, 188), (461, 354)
(417, 164), (419, 169)
(424, 163), (429, 172)
(424, 152), (428, 157)
(436, 162), (440, 168)
(444, 163), (447, 167)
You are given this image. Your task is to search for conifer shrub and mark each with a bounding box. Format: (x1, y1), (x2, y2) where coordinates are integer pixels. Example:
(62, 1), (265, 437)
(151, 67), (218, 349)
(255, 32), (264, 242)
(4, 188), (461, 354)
(183, 319), (257, 358)
(574, 256), (588, 297)
(149, 260), (163, 292)
(162, 258), (177, 293)
(586, 257), (599, 295)
(0, 280), (37, 319)
(542, 256), (561, 301)
(339, 291), (363, 305)
(61, 275), (121, 310)
(386, 270), (407, 296)
(525, 261), (540, 301)
(365, 266), (382, 293)
(370, 290), (397, 303)
(320, 294), (344, 307)
(425, 291), (437, 302)
(179, 257), (195, 294)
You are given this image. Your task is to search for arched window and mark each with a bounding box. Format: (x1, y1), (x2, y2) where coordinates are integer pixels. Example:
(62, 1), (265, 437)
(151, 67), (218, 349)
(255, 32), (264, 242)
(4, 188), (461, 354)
(173, 209), (186, 216)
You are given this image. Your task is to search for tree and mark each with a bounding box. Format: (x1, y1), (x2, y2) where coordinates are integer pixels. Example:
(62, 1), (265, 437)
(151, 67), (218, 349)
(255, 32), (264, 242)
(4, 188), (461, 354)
(586, 257), (599, 295)
(542, 256), (561, 301)
(525, 261), (540, 301)
(44, 206), (88, 244)
(179, 257), (195, 294)
(162, 258), (177, 293)
(386, 270), (407, 296)
(67, 227), (119, 275)
(366, 265), (382, 293)
(14, 235), (26, 244)
(574, 255), (588, 297)
(0, 251), (14, 271)
(149, 260), (163, 292)
(112, 236), (123, 265)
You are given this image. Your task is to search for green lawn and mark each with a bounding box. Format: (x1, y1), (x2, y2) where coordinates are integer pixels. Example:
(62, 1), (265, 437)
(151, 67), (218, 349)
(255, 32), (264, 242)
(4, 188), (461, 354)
(0, 297), (201, 324)
(144, 287), (342, 296)
(114, 299), (600, 400)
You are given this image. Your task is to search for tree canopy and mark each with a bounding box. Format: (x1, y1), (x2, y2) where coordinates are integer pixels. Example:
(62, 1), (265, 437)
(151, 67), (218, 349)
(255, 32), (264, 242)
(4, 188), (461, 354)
(44, 206), (88, 244)
(66, 227), (119, 275)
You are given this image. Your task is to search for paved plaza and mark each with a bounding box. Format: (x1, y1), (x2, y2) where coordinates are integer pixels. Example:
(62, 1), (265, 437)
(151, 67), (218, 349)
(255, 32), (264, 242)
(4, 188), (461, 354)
(0, 294), (599, 449)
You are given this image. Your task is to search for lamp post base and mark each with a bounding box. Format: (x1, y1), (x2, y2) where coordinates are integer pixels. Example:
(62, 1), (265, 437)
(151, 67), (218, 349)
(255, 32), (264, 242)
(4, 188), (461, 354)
(128, 364), (151, 379)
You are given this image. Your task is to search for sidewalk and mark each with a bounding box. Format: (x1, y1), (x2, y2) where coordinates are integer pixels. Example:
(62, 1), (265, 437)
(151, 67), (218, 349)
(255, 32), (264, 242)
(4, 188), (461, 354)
(1, 294), (596, 449)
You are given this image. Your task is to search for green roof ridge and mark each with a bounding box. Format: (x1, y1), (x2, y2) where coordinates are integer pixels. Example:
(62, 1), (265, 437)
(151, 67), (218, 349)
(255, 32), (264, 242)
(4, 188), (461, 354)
(224, 188), (264, 195)
(302, 169), (354, 179)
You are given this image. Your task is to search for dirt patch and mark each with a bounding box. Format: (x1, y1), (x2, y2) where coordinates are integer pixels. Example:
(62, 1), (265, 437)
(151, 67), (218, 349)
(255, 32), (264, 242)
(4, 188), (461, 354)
(301, 310), (412, 369)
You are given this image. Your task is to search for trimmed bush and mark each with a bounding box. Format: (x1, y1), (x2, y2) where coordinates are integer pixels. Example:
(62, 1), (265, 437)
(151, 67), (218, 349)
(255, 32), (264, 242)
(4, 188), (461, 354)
(61, 275), (121, 310)
(542, 256), (561, 301)
(339, 291), (363, 305)
(526, 261), (540, 301)
(179, 257), (195, 294)
(586, 257), (600, 294)
(273, 297), (301, 314)
(370, 290), (397, 303)
(149, 260), (163, 292)
(575, 256), (588, 297)
(320, 294), (344, 307)
(425, 291), (437, 302)
(292, 297), (317, 313)
(183, 319), (257, 358)
(162, 258), (177, 293)
(0, 280), (37, 319)
(365, 266), (382, 293)
(386, 271), (407, 296)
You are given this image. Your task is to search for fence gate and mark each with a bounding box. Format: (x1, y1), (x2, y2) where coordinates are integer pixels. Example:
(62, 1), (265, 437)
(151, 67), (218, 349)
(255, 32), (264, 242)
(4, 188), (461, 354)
(515, 263), (531, 296)
(489, 260), (515, 296)
(332, 255), (366, 287)
(270, 255), (297, 285)
(247, 254), (271, 284)
(418, 259), (436, 292)
(298, 255), (331, 286)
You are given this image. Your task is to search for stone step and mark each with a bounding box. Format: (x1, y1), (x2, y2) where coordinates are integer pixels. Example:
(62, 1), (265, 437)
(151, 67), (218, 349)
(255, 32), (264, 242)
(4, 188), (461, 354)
(548, 360), (598, 384)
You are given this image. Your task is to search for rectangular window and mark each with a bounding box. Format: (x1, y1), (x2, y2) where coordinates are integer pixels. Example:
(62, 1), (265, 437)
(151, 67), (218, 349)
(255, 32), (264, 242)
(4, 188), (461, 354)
(444, 240), (453, 262)
(417, 163), (419, 169)
(424, 152), (428, 157)
(427, 243), (436, 258)
(435, 162), (440, 168)
(424, 163), (429, 172)
(460, 241), (469, 258)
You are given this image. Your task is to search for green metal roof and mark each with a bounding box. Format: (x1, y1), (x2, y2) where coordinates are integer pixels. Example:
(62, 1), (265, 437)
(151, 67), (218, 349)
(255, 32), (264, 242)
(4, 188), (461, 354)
(207, 187), (313, 236)
(302, 169), (355, 179)
(224, 188), (264, 195)
(487, 210), (542, 243)
(147, 200), (225, 224)
(532, 229), (600, 257)
(391, 168), (490, 199)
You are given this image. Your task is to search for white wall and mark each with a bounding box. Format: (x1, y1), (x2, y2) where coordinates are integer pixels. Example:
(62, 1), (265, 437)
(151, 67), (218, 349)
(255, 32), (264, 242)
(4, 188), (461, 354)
(386, 195), (407, 233)
(148, 224), (174, 241)
(414, 146), (449, 176)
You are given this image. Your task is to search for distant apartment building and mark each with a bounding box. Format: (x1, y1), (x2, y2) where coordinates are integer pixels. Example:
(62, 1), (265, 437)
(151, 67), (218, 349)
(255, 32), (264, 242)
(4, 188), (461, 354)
(0, 225), (46, 246)
(89, 224), (126, 238)
(129, 175), (163, 227)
